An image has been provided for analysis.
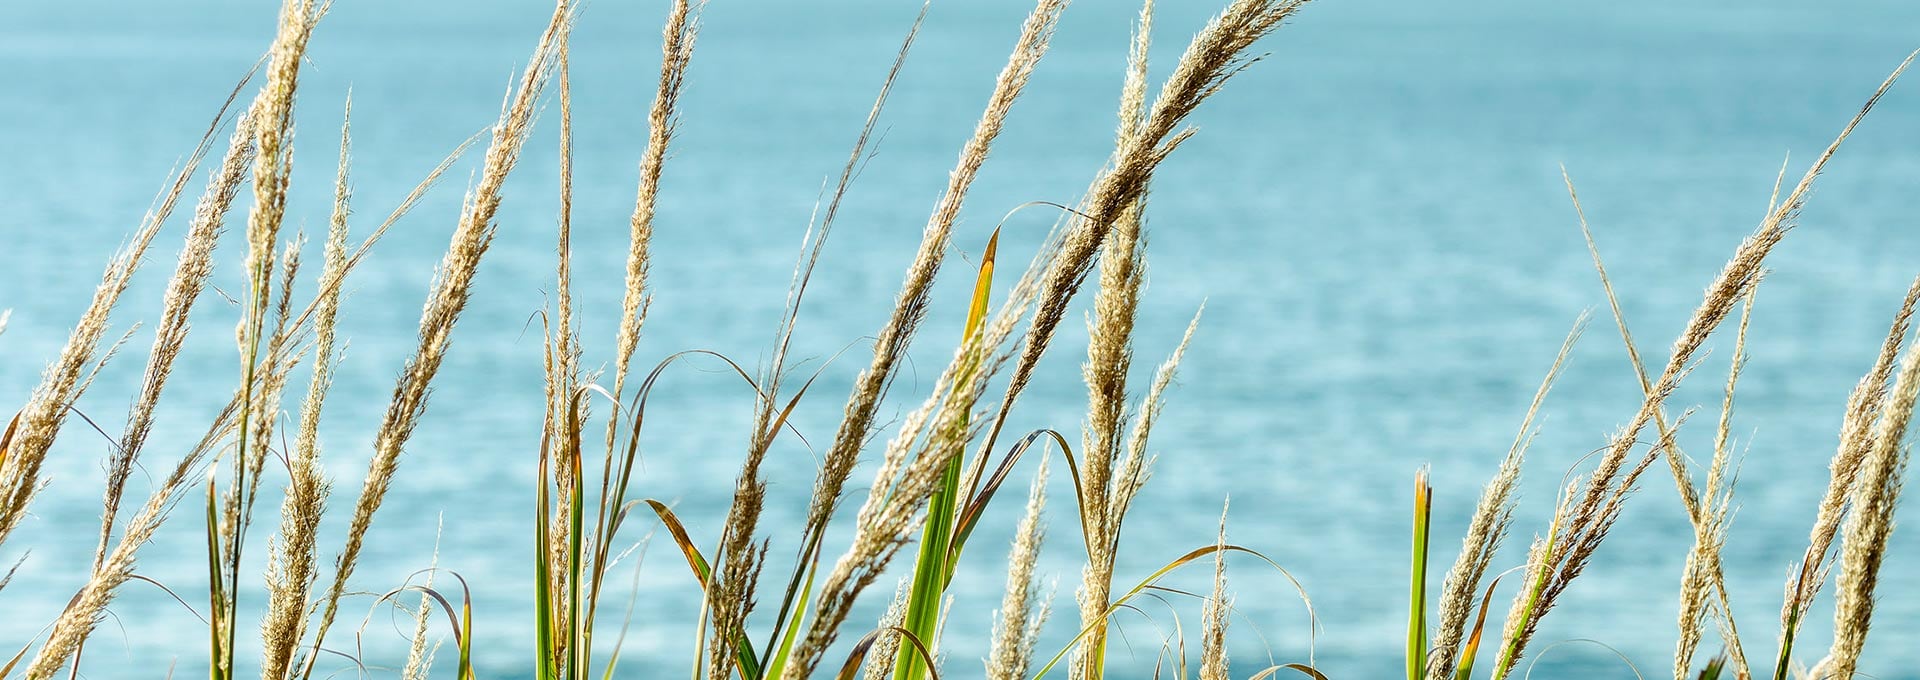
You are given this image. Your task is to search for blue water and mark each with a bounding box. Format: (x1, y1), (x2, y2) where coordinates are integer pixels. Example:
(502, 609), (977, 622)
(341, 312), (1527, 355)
(3, 1), (1919, 677)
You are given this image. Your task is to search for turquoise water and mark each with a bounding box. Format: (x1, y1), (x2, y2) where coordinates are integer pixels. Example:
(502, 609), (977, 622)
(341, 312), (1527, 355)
(3, 1), (1919, 677)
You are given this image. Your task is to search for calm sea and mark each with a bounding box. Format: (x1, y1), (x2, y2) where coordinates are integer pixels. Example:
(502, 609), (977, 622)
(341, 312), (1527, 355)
(3, 1), (1918, 677)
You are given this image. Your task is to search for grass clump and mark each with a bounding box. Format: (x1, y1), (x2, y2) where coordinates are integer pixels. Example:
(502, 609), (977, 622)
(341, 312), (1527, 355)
(1, 1), (1918, 679)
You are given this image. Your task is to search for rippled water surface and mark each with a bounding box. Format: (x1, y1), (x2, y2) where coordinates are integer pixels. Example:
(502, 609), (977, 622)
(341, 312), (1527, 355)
(3, 1), (1919, 677)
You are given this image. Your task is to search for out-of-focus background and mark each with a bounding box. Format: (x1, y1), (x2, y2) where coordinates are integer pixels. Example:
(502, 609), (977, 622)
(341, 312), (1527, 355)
(3, 1), (1918, 676)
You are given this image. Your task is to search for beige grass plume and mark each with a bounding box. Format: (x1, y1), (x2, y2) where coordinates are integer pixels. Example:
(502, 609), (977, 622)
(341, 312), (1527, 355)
(1071, 0), (1153, 666)
(1779, 271), (1920, 664)
(259, 93), (354, 680)
(1198, 501), (1232, 680)
(798, 0), (1068, 565)
(606, 0), (700, 431)
(1566, 167), (1754, 677)
(987, 459), (1052, 680)
(0, 78), (232, 551)
(1818, 272), (1920, 677)
(1490, 52), (1913, 676)
(88, 70), (259, 580)
(1424, 313), (1586, 680)
(297, 5), (576, 676)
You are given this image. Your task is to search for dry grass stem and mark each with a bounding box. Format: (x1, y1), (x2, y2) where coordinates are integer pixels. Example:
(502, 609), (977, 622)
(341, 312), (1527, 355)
(1675, 290), (1756, 679)
(1569, 169), (1754, 678)
(984, 0), (1307, 477)
(15, 5), (1920, 680)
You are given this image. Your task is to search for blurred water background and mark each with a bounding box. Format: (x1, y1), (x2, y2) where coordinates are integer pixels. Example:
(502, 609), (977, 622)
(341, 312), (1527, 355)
(3, 0), (1919, 677)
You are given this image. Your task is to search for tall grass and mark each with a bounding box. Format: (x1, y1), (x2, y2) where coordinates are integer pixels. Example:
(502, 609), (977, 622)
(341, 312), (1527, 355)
(2, 2), (1917, 680)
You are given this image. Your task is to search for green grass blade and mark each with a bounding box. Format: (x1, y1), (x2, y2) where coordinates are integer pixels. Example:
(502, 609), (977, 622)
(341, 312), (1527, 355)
(1774, 560), (1812, 680)
(1491, 515), (1562, 680)
(757, 529), (826, 675)
(894, 463), (957, 680)
(536, 448), (558, 680)
(1697, 653), (1727, 680)
(204, 472), (226, 680)
(568, 437), (587, 679)
(763, 563), (816, 680)
(459, 585), (474, 680)
(1774, 597), (1801, 680)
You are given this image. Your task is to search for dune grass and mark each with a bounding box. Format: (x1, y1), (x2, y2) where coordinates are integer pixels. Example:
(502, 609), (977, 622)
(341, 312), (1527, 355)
(2, 1), (1918, 679)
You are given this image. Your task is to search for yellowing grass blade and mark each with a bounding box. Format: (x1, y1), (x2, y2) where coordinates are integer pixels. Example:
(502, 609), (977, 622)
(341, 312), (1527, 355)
(0, 413), (19, 474)
(1408, 469), (1432, 680)
(1454, 576), (1503, 680)
(964, 228), (998, 339)
(645, 500), (713, 586)
(642, 499), (760, 677)
(895, 229), (999, 680)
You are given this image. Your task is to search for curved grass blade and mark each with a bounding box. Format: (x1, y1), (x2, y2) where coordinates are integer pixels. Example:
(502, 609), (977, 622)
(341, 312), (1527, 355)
(948, 428), (1082, 568)
(372, 573), (475, 680)
(837, 627), (942, 680)
(1248, 664), (1332, 680)
(1034, 544), (1317, 678)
